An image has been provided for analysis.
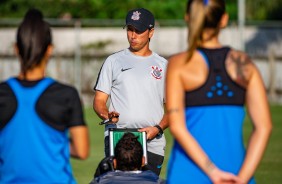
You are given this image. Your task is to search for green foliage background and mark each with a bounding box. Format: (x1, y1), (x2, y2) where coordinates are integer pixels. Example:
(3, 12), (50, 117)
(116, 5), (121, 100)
(0, 0), (281, 21)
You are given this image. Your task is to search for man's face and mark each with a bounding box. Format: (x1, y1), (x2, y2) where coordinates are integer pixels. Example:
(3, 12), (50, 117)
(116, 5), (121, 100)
(126, 25), (154, 53)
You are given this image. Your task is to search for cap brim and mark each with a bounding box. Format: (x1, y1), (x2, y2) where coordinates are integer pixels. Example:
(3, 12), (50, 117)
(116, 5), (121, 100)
(124, 22), (147, 33)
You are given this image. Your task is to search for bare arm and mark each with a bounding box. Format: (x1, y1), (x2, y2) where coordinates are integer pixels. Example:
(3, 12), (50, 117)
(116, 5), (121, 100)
(93, 90), (110, 120)
(238, 65), (272, 183)
(159, 111), (169, 131)
(93, 90), (119, 122)
(69, 125), (90, 160)
(166, 54), (242, 183)
(227, 51), (272, 182)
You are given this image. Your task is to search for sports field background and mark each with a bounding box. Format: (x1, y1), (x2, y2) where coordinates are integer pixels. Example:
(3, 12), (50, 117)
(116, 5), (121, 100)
(71, 104), (282, 184)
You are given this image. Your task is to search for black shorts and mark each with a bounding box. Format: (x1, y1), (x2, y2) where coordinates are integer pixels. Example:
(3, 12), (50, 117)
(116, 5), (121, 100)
(144, 151), (164, 176)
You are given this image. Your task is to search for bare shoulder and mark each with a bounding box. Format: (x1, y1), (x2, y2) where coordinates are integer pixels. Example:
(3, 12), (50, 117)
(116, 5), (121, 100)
(167, 52), (188, 68)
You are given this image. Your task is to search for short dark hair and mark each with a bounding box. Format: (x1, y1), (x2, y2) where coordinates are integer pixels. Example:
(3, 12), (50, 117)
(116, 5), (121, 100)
(16, 8), (52, 78)
(114, 132), (143, 171)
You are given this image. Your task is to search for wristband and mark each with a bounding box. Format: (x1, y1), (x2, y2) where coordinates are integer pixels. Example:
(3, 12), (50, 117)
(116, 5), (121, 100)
(154, 125), (163, 136)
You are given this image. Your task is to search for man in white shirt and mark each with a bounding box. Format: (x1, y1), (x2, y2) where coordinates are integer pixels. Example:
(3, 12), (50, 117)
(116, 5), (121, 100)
(93, 8), (168, 175)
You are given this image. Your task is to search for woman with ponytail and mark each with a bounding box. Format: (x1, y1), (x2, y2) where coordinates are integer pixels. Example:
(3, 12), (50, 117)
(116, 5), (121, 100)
(166, 0), (272, 183)
(0, 9), (89, 183)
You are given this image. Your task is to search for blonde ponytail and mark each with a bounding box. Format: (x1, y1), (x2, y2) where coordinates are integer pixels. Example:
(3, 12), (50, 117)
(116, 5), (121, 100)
(186, 0), (206, 62)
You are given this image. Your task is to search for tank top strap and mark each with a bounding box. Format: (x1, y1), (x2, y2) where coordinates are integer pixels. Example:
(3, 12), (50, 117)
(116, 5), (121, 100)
(185, 47), (246, 107)
(7, 77), (55, 106)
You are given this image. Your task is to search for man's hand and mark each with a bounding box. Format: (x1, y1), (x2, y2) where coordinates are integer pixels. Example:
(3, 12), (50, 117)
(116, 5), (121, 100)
(108, 111), (120, 124)
(138, 126), (160, 140)
(99, 111), (120, 125)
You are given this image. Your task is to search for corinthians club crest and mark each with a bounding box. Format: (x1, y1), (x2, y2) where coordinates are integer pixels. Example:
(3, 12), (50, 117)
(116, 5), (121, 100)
(131, 11), (141, 20)
(151, 66), (163, 79)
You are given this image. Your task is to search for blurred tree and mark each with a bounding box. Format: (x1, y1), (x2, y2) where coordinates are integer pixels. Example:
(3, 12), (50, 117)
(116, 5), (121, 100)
(246, 0), (282, 20)
(226, 0), (237, 21)
(0, 0), (281, 21)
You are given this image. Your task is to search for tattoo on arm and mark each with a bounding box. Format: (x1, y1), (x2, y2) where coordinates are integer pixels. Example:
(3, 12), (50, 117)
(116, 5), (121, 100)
(167, 108), (180, 114)
(205, 159), (216, 174)
(230, 53), (252, 83)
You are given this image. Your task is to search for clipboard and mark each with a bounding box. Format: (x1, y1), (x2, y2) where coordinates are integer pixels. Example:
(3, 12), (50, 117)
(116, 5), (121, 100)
(108, 128), (148, 164)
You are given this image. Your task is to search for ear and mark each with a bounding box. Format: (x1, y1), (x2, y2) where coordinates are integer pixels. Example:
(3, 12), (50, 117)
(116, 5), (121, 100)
(184, 14), (189, 23)
(45, 44), (53, 57)
(149, 28), (154, 39)
(141, 156), (145, 167)
(14, 44), (19, 56)
(220, 13), (229, 28)
(113, 158), (117, 169)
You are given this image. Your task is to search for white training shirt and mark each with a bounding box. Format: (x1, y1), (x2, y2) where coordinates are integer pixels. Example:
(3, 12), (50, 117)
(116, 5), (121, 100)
(94, 48), (167, 156)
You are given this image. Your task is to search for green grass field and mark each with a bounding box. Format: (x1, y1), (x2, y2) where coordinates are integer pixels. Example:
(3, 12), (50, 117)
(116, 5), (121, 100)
(71, 105), (282, 184)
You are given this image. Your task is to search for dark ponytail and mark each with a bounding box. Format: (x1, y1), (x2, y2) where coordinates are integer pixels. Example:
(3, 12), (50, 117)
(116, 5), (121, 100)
(16, 9), (52, 79)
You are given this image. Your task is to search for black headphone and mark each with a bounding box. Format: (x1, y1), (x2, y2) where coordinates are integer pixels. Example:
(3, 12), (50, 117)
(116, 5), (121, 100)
(94, 156), (115, 178)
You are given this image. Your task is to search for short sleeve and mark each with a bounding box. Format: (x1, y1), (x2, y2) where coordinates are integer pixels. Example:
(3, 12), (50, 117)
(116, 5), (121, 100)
(93, 56), (114, 95)
(0, 82), (17, 130)
(37, 82), (86, 131)
(67, 87), (86, 127)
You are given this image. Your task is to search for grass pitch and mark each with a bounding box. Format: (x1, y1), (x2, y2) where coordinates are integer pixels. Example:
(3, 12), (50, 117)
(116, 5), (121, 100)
(72, 105), (282, 184)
